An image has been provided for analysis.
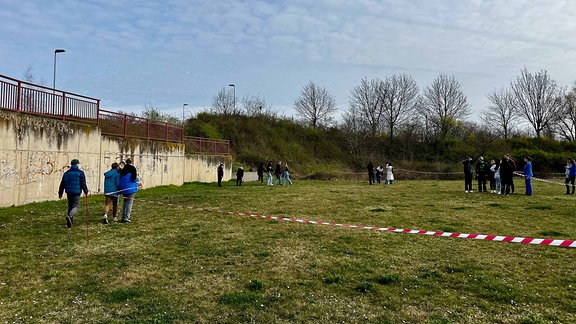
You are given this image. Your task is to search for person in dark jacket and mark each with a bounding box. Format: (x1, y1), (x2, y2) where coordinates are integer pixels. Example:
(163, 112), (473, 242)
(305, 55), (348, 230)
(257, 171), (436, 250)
(500, 155), (513, 196)
(274, 160), (282, 185)
(475, 156), (488, 192)
(367, 161), (374, 185)
(266, 160), (273, 185)
(119, 158), (139, 223)
(463, 157), (473, 193)
(257, 162), (264, 183)
(58, 159), (89, 228)
(102, 162), (120, 224)
(217, 163), (224, 187)
(236, 166), (244, 186)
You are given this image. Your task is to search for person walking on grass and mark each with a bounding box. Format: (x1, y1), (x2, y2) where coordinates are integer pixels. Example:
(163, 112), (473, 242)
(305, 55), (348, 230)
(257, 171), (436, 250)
(119, 158), (139, 223)
(283, 162), (293, 185)
(463, 156), (473, 193)
(58, 159), (89, 228)
(385, 162), (394, 185)
(565, 158), (576, 195)
(102, 162), (121, 224)
(274, 160), (282, 185)
(523, 156), (533, 196)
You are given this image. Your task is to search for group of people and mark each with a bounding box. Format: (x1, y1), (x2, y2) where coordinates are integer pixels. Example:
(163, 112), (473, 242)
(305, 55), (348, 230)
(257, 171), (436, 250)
(463, 154), (533, 196)
(58, 158), (140, 228)
(367, 161), (394, 185)
(258, 160), (292, 186)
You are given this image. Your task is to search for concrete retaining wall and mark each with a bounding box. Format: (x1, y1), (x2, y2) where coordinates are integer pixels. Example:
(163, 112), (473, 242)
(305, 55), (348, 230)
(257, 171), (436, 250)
(0, 111), (231, 207)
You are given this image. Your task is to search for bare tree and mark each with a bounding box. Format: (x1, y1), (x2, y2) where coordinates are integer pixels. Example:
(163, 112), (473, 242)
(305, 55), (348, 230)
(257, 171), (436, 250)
(211, 87), (240, 115)
(340, 104), (370, 159)
(509, 68), (564, 137)
(421, 74), (471, 140)
(481, 87), (518, 139)
(381, 74), (419, 140)
(349, 77), (385, 145)
(241, 94), (275, 117)
(294, 81), (337, 129)
(555, 83), (576, 141)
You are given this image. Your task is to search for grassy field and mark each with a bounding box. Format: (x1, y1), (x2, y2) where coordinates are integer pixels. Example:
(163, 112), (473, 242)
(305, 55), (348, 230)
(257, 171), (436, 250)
(1, 179), (575, 323)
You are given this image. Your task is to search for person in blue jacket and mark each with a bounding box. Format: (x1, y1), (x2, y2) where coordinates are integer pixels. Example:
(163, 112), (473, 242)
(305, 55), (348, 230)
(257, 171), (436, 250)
(58, 159), (89, 228)
(523, 156), (533, 196)
(119, 158), (139, 223)
(102, 162), (121, 224)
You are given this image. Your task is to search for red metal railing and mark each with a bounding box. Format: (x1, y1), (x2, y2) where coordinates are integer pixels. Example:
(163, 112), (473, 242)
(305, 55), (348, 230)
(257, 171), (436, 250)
(184, 136), (230, 155)
(0, 73), (230, 154)
(0, 73), (99, 122)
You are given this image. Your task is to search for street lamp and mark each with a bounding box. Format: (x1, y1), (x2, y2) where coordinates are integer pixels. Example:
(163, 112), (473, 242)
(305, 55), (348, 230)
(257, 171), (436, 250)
(182, 103), (188, 123)
(228, 84), (235, 112)
(53, 49), (66, 90)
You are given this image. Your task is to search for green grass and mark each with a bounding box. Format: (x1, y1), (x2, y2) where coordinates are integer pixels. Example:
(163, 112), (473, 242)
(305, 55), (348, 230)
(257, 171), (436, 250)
(1, 179), (576, 323)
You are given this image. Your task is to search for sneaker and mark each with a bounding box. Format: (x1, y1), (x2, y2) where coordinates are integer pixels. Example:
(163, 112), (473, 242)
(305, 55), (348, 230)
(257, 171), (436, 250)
(121, 219), (131, 223)
(103, 217), (109, 224)
(465, 190), (469, 193)
(66, 216), (72, 228)
(113, 217), (118, 222)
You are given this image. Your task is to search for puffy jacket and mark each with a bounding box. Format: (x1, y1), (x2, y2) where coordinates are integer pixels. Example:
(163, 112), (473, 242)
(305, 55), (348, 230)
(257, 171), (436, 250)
(119, 163), (139, 195)
(569, 163), (576, 177)
(58, 165), (88, 196)
(103, 168), (121, 195)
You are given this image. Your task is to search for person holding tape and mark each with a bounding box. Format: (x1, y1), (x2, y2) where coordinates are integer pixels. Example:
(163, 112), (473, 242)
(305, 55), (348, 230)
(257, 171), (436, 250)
(119, 158), (139, 223)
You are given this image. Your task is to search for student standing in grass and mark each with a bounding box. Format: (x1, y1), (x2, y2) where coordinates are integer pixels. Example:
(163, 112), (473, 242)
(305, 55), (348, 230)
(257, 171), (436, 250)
(257, 162), (264, 183)
(523, 156), (533, 196)
(500, 155), (513, 196)
(463, 157), (473, 193)
(375, 165), (383, 185)
(58, 159), (89, 228)
(385, 162), (394, 185)
(236, 166), (244, 186)
(367, 161), (374, 185)
(266, 160), (273, 185)
(507, 154), (517, 194)
(102, 162), (121, 224)
(488, 159), (497, 193)
(475, 156), (488, 192)
(217, 163), (224, 187)
(493, 159), (501, 194)
(565, 158), (576, 195)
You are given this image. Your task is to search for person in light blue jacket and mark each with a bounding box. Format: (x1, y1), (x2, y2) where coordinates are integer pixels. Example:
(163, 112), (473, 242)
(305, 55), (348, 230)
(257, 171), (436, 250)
(523, 156), (533, 196)
(119, 158), (139, 223)
(102, 162), (120, 224)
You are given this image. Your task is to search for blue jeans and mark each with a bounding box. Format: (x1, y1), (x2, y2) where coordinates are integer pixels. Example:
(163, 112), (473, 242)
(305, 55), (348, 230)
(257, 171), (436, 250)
(122, 193), (135, 221)
(66, 194), (81, 218)
(267, 172), (273, 185)
(525, 177), (532, 196)
(283, 171), (292, 185)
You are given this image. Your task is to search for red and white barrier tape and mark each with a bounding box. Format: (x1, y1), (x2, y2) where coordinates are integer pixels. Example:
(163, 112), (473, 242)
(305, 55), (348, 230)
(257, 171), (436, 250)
(513, 171), (566, 186)
(137, 199), (576, 248)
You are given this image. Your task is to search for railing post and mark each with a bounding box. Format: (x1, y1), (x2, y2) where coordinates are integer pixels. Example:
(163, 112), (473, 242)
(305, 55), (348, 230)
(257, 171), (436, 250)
(61, 93), (66, 120)
(123, 113), (128, 138)
(17, 81), (22, 112)
(96, 99), (101, 126)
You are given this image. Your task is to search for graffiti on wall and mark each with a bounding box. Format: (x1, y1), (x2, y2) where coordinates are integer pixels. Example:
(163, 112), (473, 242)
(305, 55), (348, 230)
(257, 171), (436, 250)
(0, 151), (71, 190)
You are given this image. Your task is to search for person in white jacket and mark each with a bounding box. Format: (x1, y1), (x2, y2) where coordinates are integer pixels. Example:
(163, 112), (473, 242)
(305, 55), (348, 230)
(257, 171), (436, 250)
(385, 162), (394, 185)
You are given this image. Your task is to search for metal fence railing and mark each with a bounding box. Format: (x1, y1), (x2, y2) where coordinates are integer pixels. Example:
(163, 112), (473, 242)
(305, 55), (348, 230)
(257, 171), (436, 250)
(1, 73), (230, 155)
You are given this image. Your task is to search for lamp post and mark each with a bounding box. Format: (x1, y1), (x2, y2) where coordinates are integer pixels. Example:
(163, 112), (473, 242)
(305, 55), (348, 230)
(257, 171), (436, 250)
(228, 84), (235, 112)
(53, 49), (66, 90)
(182, 103), (188, 123)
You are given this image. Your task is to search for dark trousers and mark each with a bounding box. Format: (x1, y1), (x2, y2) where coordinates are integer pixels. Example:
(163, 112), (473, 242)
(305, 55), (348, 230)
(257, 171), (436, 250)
(464, 174), (473, 191)
(236, 177), (243, 186)
(66, 194), (81, 218)
(477, 174), (487, 192)
(218, 176), (223, 187)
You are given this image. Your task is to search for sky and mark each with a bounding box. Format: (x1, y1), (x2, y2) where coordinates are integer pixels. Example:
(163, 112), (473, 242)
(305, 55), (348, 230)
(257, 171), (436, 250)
(2, 0), (576, 122)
